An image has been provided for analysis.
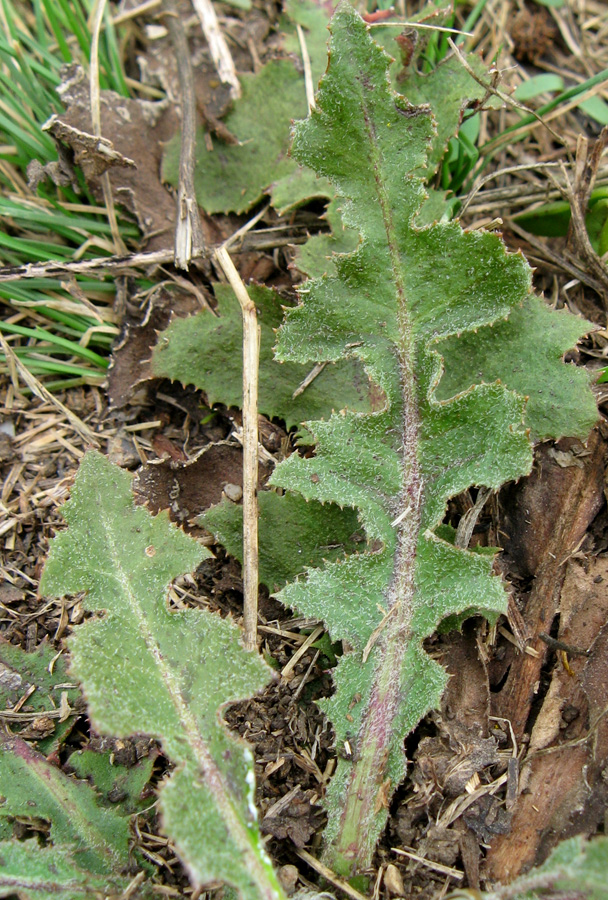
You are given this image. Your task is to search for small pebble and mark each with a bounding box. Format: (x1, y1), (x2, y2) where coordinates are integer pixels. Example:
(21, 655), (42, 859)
(278, 864), (299, 895)
(384, 863), (405, 897)
(223, 483), (243, 503)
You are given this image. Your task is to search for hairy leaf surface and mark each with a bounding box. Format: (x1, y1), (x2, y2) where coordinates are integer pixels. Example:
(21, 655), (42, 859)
(40, 452), (285, 900)
(267, 4), (596, 876)
(203, 491), (362, 592)
(151, 284), (372, 430)
(0, 734), (139, 899)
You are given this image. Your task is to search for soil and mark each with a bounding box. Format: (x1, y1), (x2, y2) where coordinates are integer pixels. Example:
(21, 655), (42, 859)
(1, 1), (608, 899)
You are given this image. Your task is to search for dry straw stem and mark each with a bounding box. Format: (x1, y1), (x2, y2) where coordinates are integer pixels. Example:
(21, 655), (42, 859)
(0, 249), (181, 282)
(293, 848), (369, 900)
(191, 0), (241, 100)
(162, 0), (206, 269)
(89, 0), (127, 255)
(460, 162), (563, 217)
(214, 245), (260, 652)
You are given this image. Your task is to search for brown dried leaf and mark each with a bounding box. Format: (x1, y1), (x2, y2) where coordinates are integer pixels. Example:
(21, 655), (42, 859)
(107, 287), (202, 408)
(133, 441), (271, 522)
(45, 65), (179, 249)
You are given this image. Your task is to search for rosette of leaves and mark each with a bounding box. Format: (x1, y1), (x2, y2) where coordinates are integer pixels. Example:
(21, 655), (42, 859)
(262, 3), (596, 878)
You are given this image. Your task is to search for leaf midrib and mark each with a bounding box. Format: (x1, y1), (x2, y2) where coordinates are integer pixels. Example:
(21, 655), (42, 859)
(327, 78), (426, 867)
(1, 735), (122, 870)
(97, 503), (282, 900)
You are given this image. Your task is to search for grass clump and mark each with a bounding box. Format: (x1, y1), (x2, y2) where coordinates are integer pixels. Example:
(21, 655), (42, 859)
(0, 0), (137, 391)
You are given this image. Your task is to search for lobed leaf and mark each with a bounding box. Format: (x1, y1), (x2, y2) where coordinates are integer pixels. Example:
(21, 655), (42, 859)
(202, 490), (362, 593)
(0, 638), (80, 751)
(67, 745), (158, 815)
(436, 294), (597, 440)
(0, 733), (140, 900)
(151, 283), (373, 430)
(40, 451), (285, 900)
(267, 4), (596, 877)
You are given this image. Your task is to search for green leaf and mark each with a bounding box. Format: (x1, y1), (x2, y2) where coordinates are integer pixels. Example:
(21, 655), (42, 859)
(0, 733), (139, 899)
(522, 834), (608, 900)
(267, 4), (595, 877)
(0, 733), (129, 871)
(0, 840), (131, 900)
(162, 60), (304, 214)
(151, 284), (373, 430)
(40, 451), (285, 900)
(0, 639), (80, 752)
(294, 197), (360, 279)
(578, 94), (608, 126)
(513, 73), (564, 102)
(202, 491), (362, 593)
(67, 746), (157, 815)
(162, 0), (333, 215)
(586, 198), (608, 256)
(269, 167), (334, 216)
(280, 0), (333, 80)
(436, 295), (596, 440)
(531, 0), (565, 8)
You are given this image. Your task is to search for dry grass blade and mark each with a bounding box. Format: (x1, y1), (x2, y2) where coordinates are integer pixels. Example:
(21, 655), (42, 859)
(0, 334), (99, 446)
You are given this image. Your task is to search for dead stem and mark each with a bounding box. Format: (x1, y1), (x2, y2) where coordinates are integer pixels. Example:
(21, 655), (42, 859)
(162, 0), (206, 269)
(191, 0), (241, 101)
(213, 245), (260, 652)
(89, 0), (127, 256)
